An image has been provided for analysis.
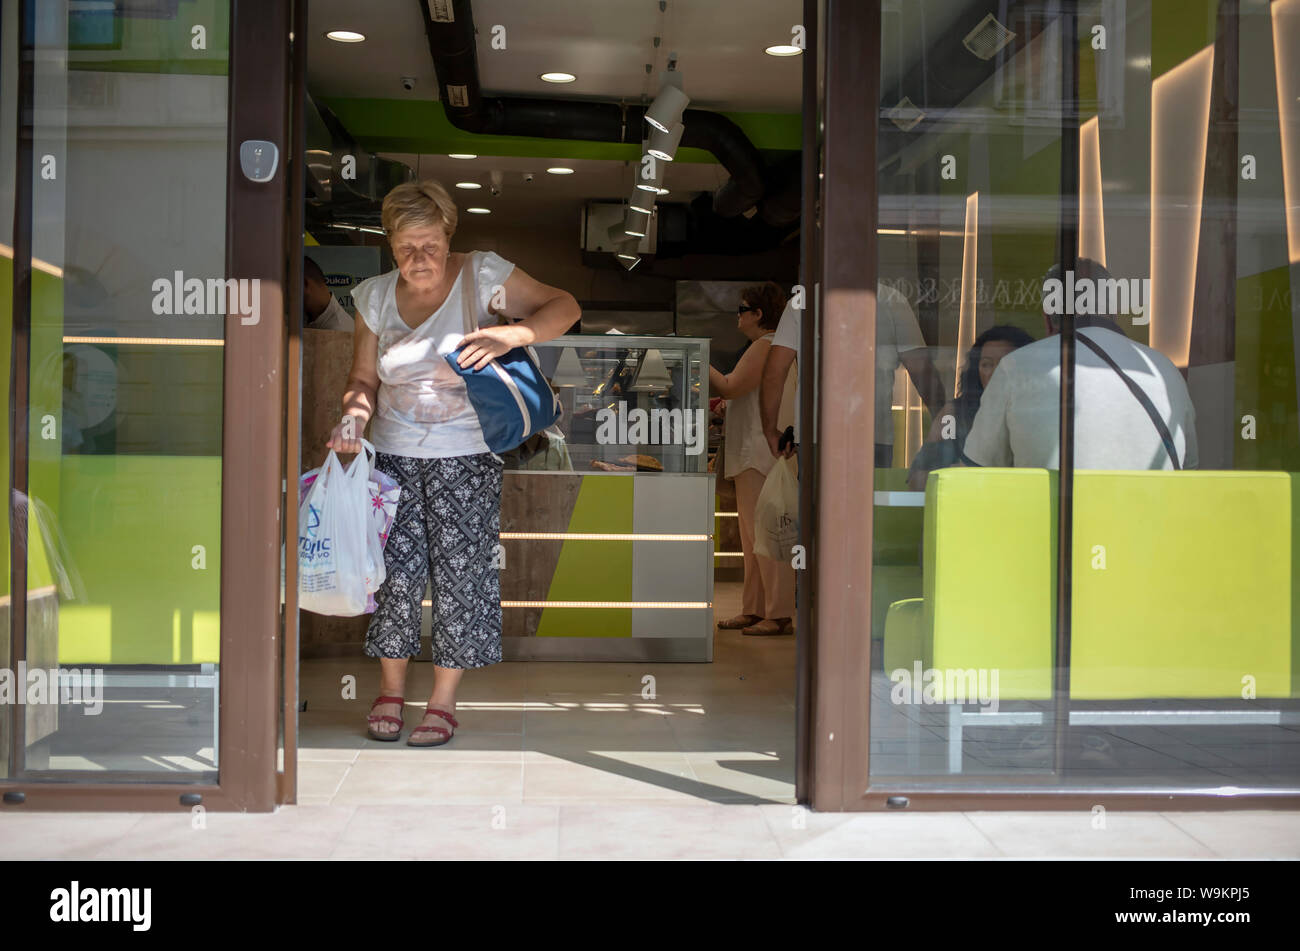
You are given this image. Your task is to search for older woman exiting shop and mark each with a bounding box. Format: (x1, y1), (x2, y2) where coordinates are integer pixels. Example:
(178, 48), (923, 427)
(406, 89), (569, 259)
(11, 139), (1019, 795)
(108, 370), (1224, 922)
(328, 180), (580, 746)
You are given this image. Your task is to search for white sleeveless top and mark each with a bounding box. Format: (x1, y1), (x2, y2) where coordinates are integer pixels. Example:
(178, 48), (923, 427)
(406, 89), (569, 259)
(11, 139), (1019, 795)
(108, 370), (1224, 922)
(352, 250), (515, 458)
(723, 333), (796, 479)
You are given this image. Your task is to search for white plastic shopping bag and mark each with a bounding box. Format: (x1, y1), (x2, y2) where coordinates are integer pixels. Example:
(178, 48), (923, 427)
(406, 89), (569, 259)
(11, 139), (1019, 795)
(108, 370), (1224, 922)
(362, 466), (400, 610)
(298, 444), (401, 614)
(753, 456), (799, 562)
(298, 442), (374, 616)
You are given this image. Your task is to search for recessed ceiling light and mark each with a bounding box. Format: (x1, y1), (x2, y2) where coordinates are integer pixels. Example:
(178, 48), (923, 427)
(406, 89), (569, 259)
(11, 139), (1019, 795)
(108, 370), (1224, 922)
(540, 72), (577, 83)
(455, 182), (481, 190)
(765, 45), (802, 56)
(630, 201), (653, 214)
(546, 167), (575, 175)
(448, 153), (477, 160)
(655, 187), (670, 196)
(326, 30), (366, 43)
(624, 227), (647, 237)
(467, 207), (491, 214)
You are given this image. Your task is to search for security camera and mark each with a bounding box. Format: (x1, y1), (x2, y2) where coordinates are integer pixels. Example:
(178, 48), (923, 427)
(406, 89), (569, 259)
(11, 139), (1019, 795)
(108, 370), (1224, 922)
(523, 172), (535, 183)
(400, 76), (416, 92)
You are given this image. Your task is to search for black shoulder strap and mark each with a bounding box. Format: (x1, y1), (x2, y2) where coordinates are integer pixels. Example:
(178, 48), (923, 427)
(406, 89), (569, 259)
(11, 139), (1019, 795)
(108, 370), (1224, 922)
(1075, 331), (1182, 470)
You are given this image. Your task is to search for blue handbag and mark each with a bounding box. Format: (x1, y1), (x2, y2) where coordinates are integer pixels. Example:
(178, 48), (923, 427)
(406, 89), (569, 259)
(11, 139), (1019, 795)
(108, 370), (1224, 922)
(446, 253), (562, 453)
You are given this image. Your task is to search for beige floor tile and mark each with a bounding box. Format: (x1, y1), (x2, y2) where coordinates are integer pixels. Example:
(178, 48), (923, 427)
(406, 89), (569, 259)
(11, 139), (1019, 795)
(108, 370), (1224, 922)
(0, 813), (145, 859)
(358, 731), (524, 763)
(88, 806), (357, 860)
(1162, 811), (1300, 858)
(297, 759), (353, 801)
(331, 804), (560, 859)
(523, 757), (708, 803)
(964, 811), (1215, 858)
(762, 810), (1003, 859)
(557, 803), (782, 859)
(686, 760), (796, 803)
(331, 760), (524, 805)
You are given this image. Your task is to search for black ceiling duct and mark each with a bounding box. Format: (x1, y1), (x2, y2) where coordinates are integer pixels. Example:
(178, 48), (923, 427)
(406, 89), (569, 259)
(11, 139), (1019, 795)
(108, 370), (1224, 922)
(418, 0), (771, 218)
(879, 0), (1052, 171)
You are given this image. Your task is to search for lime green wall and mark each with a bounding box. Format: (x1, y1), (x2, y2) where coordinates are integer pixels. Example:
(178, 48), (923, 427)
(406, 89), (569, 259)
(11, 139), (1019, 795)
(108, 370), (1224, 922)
(1236, 266), (1300, 471)
(1151, 0), (1218, 79)
(537, 475), (633, 637)
(57, 455), (221, 664)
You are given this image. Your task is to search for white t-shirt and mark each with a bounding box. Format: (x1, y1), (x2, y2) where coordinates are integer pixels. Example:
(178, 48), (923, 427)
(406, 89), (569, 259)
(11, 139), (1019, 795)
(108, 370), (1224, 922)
(770, 282), (925, 445)
(770, 300), (802, 441)
(962, 326), (1198, 470)
(723, 333), (797, 479)
(306, 294), (355, 331)
(352, 250), (516, 458)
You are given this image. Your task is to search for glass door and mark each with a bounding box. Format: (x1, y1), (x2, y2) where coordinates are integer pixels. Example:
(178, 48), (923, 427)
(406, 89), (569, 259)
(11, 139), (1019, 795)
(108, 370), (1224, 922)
(2, 0), (291, 808)
(866, 0), (1300, 795)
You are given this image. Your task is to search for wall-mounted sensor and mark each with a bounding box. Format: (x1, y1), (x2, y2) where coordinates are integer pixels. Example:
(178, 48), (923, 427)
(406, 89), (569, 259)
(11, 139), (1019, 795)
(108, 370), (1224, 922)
(401, 76), (417, 91)
(239, 140), (279, 182)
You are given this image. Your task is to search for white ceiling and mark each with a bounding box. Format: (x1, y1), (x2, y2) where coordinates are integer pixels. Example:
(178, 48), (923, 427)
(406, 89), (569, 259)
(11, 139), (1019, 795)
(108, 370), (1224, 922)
(307, 0), (805, 112)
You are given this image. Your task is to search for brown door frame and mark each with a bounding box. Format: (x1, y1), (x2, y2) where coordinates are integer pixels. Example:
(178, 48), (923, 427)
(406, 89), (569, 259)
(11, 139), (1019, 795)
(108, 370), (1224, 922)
(809, 0), (1300, 811)
(1, 0), (290, 812)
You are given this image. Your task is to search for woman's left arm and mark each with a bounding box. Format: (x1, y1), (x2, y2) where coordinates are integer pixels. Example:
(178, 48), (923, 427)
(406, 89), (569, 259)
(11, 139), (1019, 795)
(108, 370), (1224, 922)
(456, 266), (581, 370)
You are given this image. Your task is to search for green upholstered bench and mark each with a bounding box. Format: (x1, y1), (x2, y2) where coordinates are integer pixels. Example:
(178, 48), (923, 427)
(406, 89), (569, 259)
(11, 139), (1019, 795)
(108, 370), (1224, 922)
(871, 468), (924, 640)
(55, 455), (222, 667)
(883, 468), (1300, 771)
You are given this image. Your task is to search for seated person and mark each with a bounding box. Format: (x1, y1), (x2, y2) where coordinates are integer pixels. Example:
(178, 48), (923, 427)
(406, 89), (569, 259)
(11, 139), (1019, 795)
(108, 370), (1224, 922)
(303, 256), (355, 331)
(963, 258), (1198, 470)
(907, 325), (1034, 489)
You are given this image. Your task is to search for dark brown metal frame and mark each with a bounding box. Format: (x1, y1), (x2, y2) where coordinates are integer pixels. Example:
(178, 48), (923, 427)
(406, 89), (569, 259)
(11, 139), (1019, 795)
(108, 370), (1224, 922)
(792, 0), (821, 805)
(278, 0), (308, 807)
(810, 0), (1300, 811)
(1, 0), (291, 812)
(6, 0), (37, 784)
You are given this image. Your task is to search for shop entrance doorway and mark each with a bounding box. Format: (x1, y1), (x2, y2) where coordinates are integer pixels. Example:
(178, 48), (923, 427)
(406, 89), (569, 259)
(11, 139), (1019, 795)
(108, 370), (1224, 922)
(284, 0), (812, 808)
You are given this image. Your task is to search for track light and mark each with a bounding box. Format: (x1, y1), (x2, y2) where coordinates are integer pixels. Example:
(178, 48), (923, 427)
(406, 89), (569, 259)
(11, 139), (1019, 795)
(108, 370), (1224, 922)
(644, 83), (689, 134)
(628, 187), (654, 215)
(647, 122), (684, 162)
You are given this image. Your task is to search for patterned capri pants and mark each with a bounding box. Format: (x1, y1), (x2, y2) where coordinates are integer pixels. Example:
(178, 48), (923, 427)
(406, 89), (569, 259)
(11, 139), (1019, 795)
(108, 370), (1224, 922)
(364, 451), (503, 669)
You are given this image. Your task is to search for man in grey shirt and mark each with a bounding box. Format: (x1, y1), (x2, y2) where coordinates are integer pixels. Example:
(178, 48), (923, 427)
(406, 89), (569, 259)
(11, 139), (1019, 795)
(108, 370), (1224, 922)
(963, 259), (1197, 470)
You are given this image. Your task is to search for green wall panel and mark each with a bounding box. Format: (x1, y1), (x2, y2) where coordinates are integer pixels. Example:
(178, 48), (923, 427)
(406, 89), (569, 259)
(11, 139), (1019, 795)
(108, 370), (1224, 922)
(321, 97), (800, 161)
(537, 475), (633, 637)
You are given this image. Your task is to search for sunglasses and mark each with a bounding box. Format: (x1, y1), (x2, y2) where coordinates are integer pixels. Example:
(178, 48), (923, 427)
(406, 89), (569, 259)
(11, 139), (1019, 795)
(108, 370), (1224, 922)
(737, 304), (756, 314)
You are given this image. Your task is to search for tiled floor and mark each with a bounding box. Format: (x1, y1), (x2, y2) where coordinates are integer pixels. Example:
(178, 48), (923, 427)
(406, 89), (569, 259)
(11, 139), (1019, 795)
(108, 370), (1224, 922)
(294, 582), (798, 808)
(4, 584), (1300, 858)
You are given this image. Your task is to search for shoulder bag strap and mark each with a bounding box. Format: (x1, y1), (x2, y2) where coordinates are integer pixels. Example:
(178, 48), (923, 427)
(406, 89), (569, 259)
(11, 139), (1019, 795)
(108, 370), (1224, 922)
(1075, 330), (1182, 470)
(460, 251), (478, 336)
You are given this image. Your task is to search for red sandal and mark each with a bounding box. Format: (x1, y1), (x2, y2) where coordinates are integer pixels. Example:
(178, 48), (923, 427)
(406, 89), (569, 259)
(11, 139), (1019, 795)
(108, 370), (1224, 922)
(406, 706), (458, 748)
(366, 695), (405, 742)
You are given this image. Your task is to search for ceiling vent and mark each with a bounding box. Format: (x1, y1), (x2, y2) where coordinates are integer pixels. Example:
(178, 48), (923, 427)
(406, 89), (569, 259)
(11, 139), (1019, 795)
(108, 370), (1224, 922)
(962, 13), (1016, 61)
(886, 96), (926, 131)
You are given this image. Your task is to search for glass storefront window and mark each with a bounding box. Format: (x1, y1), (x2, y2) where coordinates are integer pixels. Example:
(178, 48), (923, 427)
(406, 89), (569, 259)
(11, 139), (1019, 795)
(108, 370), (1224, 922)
(871, 0), (1300, 791)
(8, 0), (231, 780)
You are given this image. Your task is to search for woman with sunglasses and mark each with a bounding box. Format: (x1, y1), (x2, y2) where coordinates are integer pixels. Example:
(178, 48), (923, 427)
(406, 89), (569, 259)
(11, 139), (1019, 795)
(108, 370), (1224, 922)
(708, 282), (795, 636)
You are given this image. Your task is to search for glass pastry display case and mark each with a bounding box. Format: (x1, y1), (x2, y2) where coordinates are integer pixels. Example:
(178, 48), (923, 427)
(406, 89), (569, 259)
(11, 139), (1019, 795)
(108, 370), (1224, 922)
(495, 335), (715, 661)
(500, 335), (710, 474)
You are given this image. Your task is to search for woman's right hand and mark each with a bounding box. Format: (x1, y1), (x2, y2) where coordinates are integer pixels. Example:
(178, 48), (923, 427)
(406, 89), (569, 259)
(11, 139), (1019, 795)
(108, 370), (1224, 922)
(327, 415), (364, 454)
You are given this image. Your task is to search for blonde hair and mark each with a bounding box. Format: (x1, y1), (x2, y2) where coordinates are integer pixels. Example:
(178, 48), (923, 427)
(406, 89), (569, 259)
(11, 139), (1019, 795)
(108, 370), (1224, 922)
(382, 180), (459, 240)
